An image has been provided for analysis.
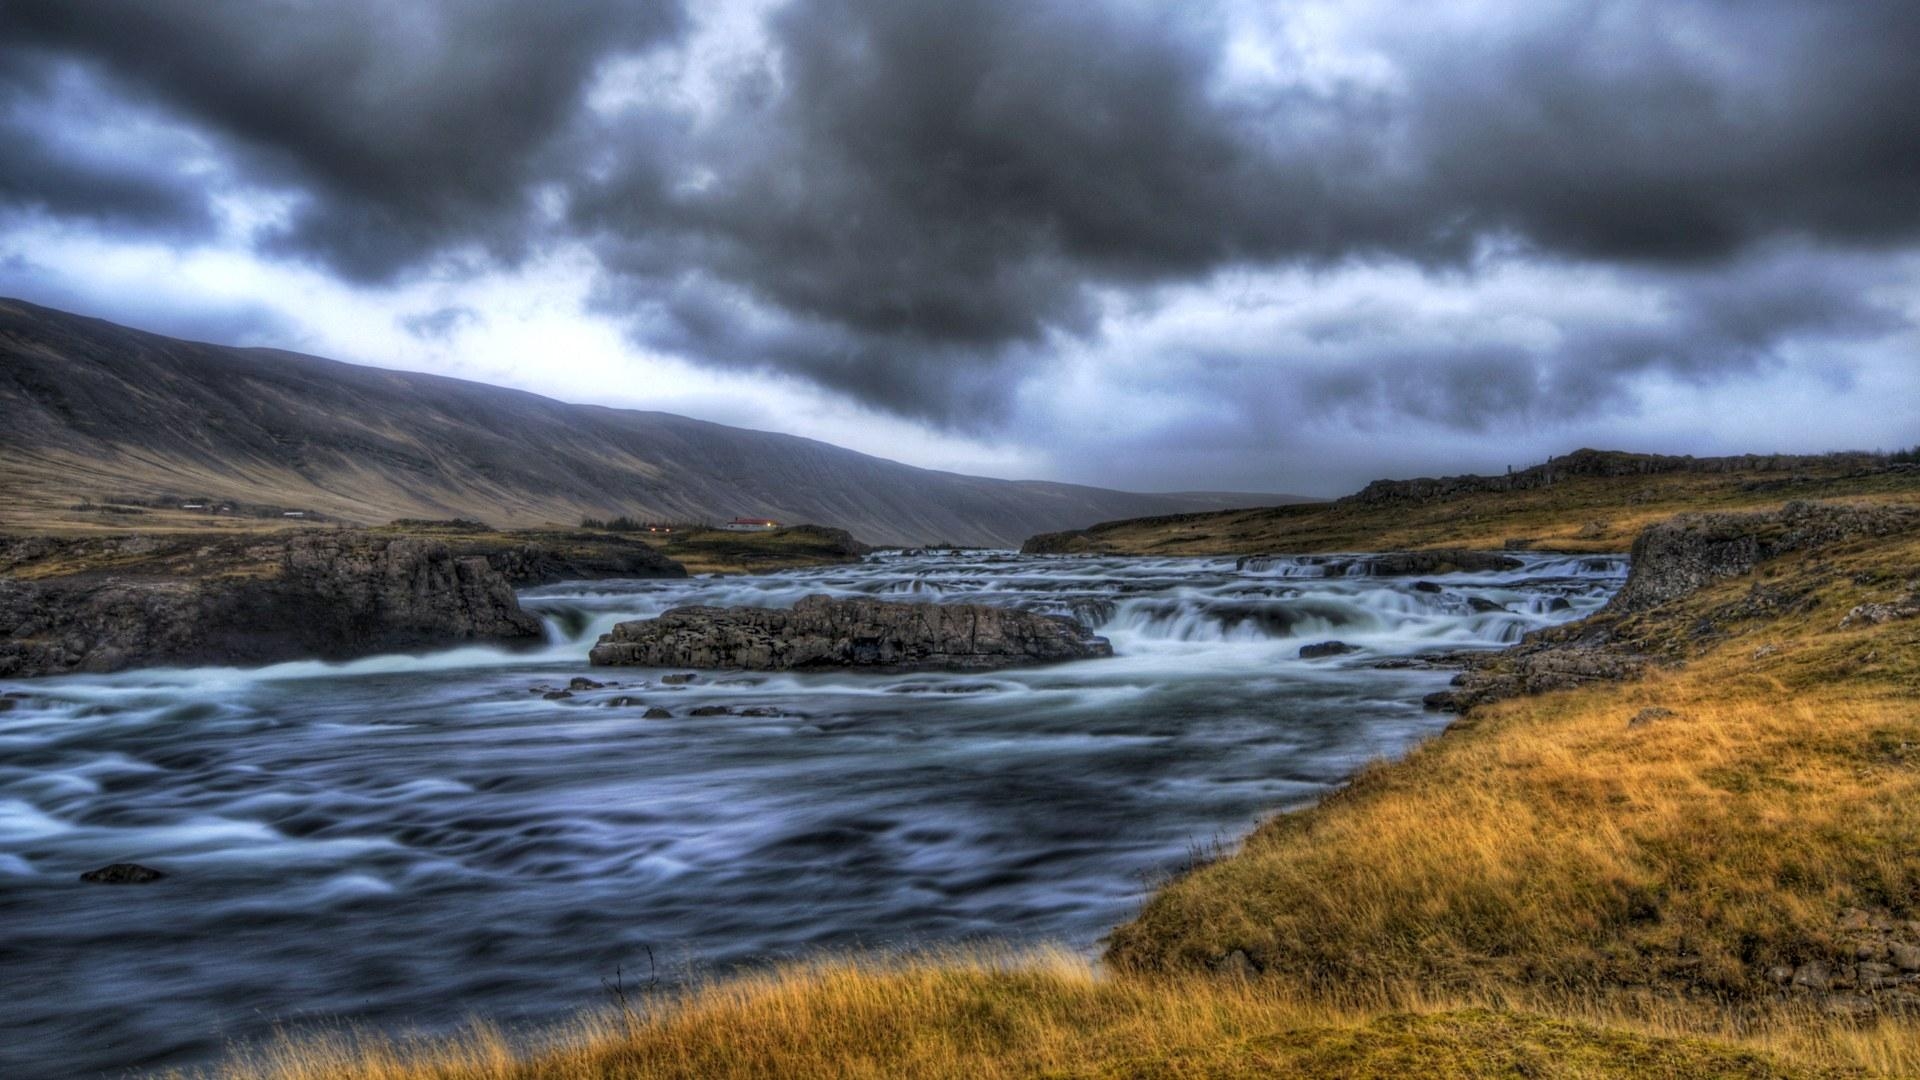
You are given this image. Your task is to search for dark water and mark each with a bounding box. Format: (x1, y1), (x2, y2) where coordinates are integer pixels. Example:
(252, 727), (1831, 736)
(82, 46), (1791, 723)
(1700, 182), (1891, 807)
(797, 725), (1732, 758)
(0, 550), (1624, 1077)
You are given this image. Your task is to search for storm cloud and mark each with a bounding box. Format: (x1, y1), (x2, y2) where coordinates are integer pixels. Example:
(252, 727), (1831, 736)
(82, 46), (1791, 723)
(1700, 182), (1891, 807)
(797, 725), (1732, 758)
(0, 0), (1914, 485)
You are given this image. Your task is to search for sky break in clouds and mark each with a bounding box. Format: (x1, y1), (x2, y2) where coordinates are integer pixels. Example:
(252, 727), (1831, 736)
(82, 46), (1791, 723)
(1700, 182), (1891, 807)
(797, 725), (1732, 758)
(0, 0), (1915, 496)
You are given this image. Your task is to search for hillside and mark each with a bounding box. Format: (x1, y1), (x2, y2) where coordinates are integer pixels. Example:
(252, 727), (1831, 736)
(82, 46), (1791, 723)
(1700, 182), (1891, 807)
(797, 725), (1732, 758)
(0, 299), (1306, 548)
(1023, 448), (1920, 555)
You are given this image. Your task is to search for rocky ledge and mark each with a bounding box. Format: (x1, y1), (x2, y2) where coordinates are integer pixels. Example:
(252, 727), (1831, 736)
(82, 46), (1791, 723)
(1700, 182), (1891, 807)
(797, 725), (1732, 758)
(1427, 501), (1918, 713)
(589, 594), (1113, 671)
(0, 528), (685, 677)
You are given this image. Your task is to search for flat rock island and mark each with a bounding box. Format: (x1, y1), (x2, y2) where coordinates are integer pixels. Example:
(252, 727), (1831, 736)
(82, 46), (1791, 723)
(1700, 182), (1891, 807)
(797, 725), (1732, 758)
(589, 594), (1114, 671)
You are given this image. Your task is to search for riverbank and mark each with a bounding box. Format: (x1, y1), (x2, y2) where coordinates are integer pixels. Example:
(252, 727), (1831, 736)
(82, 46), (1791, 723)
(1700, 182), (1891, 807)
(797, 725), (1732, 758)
(1022, 449), (1920, 557)
(182, 496), (1920, 1079)
(0, 523), (869, 677)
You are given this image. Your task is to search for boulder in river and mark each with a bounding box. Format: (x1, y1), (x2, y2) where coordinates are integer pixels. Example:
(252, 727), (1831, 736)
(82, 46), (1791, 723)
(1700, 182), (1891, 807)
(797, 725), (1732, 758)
(1299, 641), (1359, 659)
(589, 594), (1113, 672)
(80, 863), (165, 884)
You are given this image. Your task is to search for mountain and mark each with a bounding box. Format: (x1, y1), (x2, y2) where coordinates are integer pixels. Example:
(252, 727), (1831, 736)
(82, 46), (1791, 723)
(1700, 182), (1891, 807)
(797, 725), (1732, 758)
(0, 299), (1310, 547)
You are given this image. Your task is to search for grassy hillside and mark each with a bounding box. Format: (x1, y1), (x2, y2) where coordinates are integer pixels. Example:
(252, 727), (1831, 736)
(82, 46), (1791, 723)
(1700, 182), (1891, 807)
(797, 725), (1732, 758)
(1110, 521), (1920, 1008)
(1024, 450), (1919, 556)
(0, 298), (1306, 547)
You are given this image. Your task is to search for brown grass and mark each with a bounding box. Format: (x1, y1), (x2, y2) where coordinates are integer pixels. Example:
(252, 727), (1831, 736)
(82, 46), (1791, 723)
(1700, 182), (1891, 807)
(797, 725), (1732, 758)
(191, 952), (1865, 1079)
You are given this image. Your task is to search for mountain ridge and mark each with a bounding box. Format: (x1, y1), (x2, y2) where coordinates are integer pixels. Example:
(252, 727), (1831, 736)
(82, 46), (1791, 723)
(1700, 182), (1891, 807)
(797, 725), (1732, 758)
(0, 298), (1311, 546)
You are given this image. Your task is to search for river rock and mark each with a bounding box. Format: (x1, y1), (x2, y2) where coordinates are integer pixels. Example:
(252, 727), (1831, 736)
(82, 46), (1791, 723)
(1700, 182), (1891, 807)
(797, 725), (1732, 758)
(1299, 641), (1359, 659)
(589, 594), (1114, 672)
(80, 862), (165, 884)
(643, 707), (672, 719)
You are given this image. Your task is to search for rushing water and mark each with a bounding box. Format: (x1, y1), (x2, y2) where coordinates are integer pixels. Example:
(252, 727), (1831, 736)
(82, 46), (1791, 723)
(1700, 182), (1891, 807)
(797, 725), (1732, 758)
(0, 550), (1625, 1077)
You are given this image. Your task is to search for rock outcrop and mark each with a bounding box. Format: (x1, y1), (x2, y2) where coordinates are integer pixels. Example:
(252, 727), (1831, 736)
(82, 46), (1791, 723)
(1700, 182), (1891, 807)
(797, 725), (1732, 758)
(0, 531), (550, 677)
(1427, 501), (1919, 713)
(590, 594), (1113, 671)
(1610, 501), (1917, 612)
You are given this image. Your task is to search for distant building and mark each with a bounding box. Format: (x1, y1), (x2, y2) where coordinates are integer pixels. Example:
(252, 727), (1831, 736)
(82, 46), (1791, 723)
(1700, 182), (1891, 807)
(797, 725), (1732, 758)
(181, 503), (205, 510)
(722, 517), (781, 532)
(282, 511), (306, 518)
(645, 524), (674, 534)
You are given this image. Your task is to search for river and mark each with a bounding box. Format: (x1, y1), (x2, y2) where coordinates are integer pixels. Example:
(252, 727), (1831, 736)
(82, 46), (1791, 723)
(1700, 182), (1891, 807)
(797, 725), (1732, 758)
(0, 549), (1625, 1077)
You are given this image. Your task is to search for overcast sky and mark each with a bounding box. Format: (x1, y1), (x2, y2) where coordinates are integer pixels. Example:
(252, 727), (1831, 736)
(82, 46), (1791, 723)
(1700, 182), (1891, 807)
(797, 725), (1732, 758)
(2, 0), (1916, 496)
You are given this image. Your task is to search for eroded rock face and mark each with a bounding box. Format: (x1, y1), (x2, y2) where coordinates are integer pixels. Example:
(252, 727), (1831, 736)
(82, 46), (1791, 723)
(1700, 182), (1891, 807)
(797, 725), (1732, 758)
(1611, 501), (1917, 613)
(590, 594), (1113, 672)
(0, 531), (544, 677)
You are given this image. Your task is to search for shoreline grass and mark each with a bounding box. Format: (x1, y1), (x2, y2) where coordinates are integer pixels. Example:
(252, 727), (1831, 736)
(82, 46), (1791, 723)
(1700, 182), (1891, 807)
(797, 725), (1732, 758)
(186, 950), (1898, 1079)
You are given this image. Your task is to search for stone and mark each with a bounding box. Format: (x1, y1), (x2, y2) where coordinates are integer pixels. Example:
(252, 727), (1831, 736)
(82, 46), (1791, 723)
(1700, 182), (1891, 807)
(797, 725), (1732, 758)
(1466, 596), (1509, 614)
(1841, 599), (1920, 628)
(568, 677), (607, 691)
(688, 705), (731, 717)
(605, 696), (644, 707)
(1838, 908), (1872, 933)
(662, 673), (700, 685)
(1547, 597), (1573, 612)
(1215, 949), (1258, 979)
(1765, 965), (1794, 986)
(1890, 944), (1920, 972)
(80, 862), (164, 884)
(542, 690), (573, 700)
(738, 706), (783, 717)
(1791, 960), (1832, 991)
(643, 707), (672, 719)
(590, 595), (1114, 673)
(1413, 581), (1445, 593)
(1299, 641), (1359, 659)
(1628, 707), (1677, 728)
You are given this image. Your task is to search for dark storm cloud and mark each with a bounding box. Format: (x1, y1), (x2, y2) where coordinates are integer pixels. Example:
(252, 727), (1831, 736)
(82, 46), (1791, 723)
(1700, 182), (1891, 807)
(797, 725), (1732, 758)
(1, 0), (1917, 430)
(1290, 252), (1909, 432)
(568, 0), (1920, 421)
(0, 53), (213, 235)
(0, 0), (683, 278)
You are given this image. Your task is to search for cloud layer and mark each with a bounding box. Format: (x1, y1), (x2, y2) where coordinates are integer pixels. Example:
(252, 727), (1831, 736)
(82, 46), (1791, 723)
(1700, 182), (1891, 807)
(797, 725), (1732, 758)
(1, 0), (1915, 490)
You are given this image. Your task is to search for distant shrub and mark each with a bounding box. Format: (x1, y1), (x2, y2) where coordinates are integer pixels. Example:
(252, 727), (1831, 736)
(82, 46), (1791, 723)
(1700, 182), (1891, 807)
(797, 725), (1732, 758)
(1890, 445), (1920, 465)
(581, 516), (646, 532)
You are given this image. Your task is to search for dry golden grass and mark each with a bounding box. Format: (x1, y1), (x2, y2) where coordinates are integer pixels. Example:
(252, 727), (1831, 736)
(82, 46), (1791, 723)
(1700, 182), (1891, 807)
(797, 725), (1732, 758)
(192, 951), (1858, 1080)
